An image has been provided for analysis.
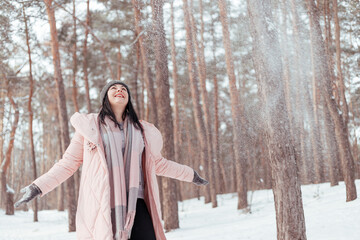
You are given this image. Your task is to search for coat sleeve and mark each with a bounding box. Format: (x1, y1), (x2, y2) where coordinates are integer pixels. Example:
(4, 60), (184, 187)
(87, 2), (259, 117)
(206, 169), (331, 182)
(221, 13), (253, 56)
(33, 131), (84, 197)
(154, 156), (195, 183)
(145, 123), (194, 182)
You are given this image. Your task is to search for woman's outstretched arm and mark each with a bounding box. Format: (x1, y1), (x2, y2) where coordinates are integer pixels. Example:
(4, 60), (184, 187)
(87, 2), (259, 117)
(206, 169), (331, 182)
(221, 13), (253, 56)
(21, 131), (84, 200)
(154, 155), (195, 182)
(142, 120), (208, 185)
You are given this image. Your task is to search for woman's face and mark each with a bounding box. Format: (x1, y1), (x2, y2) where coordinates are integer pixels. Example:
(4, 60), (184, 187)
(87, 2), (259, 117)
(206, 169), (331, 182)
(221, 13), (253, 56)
(107, 84), (129, 109)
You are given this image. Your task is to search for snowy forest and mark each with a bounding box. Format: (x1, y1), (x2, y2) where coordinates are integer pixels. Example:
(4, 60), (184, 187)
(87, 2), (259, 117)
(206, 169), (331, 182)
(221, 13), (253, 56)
(0, 0), (359, 239)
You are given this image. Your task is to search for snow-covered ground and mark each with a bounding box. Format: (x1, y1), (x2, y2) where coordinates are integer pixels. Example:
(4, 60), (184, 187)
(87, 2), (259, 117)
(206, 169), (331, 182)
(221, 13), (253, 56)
(1, 180), (359, 240)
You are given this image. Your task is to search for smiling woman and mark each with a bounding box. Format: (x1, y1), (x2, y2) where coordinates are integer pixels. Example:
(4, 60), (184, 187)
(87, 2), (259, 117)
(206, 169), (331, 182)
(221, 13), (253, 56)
(14, 80), (209, 240)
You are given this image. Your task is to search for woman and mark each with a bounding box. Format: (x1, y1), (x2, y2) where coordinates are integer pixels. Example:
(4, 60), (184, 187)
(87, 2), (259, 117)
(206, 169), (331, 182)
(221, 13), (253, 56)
(15, 80), (208, 240)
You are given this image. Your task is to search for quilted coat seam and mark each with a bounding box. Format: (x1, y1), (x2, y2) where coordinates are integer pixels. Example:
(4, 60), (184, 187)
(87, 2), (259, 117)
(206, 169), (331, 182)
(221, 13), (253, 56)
(92, 182), (108, 235)
(77, 208), (95, 239)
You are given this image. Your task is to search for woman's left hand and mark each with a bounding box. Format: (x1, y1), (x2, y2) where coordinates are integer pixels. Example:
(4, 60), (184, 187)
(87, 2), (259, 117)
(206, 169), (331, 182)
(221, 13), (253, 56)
(192, 170), (209, 186)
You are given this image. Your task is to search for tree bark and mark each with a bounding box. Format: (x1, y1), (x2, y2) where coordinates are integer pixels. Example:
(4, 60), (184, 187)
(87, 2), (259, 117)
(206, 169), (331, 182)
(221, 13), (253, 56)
(117, 50), (122, 80)
(71, 0), (81, 203)
(306, 0), (357, 201)
(218, 0), (248, 210)
(1, 77), (19, 216)
(333, 0), (349, 126)
(133, 41), (141, 117)
(83, 0), (91, 113)
(71, 0), (79, 113)
(0, 62), (6, 210)
(170, 1), (184, 203)
(182, 0), (211, 203)
(209, 14), (226, 194)
(280, 0), (307, 184)
(247, 1), (307, 239)
(189, 0), (217, 207)
(23, 5), (38, 221)
(348, 99), (360, 179)
(132, 0), (158, 125)
(151, 0), (180, 230)
(44, 0), (77, 230)
(323, 97), (340, 186)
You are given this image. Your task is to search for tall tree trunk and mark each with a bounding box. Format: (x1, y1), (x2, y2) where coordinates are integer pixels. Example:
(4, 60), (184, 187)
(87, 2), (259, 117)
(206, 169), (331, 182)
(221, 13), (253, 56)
(117, 50), (122, 80)
(289, 0), (319, 184)
(44, 0), (77, 230)
(136, 41), (145, 119)
(322, 97), (340, 186)
(210, 14), (226, 194)
(182, 0), (211, 203)
(0, 61), (6, 210)
(134, 41), (141, 117)
(306, 0), (357, 201)
(71, 0), (79, 113)
(333, 0), (349, 126)
(218, 0), (248, 210)
(348, 99), (359, 179)
(1, 78), (19, 215)
(23, 5), (38, 221)
(247, 1), (307, 239)
(280, 0), (306, 184)
(132, 0), (158, 125)
(189, 0), (217, 207)
(71, 0), (81, 203)
(151, 0), (180, 230)
(170, 1), (184, 203)
(83, 0), (91, 113)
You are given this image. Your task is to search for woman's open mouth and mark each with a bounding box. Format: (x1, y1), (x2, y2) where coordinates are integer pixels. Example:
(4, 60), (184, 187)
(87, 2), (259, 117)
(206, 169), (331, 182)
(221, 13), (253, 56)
(115, 93), (124, 98)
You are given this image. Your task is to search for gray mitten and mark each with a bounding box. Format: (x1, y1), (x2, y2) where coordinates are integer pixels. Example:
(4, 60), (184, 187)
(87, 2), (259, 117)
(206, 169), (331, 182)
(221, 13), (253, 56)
(192, 170), (209, 186)
(14, 183), (42, 208)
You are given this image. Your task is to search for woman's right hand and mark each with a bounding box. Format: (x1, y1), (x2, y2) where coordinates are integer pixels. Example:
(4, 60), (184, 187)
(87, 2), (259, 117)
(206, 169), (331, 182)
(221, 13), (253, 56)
(14, 183), (42, 208)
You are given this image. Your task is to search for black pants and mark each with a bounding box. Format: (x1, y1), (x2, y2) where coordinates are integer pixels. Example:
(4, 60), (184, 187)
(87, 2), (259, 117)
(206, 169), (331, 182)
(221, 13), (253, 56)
(130, 198), (156, 240)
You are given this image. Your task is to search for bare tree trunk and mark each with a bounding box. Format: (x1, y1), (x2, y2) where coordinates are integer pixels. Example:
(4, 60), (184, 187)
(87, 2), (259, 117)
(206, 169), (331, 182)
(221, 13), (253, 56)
(71, 0), (80, 203)
(280, 0), (307, 184)
(50, 98), (64, 211)
(117, 50), (122, 80)
(289, 0), (320, 184)
(1, 78), (19, 216)
(0, 62), (6, 210)
(348, 99), (360, 179)
(218, 0), (248, 210)
(44, 0), (77, 230)
(170, 1), (184, 203)
(189, 0), (217, 207)
(247, 1), (307, 239)
(209, 14), (226, 194)
(306, 0), (357, 201)
(333, 0), (349, 126)
(182, 0), (211, 203)
(83, 0), (91, 113)
(71, 0), (79, 113)
(151, 0), (180, 230)
(23, 5), (38, 221)
(132, 0), (158, 125)
(137, 41), (145, 119)
(322, 97), (340, 186)
(185, 113), (201, 199)
(134, 41), (141, 117)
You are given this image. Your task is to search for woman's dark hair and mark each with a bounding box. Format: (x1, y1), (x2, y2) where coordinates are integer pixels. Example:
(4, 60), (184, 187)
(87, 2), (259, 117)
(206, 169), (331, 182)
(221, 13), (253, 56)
(98, 83), (143, 133)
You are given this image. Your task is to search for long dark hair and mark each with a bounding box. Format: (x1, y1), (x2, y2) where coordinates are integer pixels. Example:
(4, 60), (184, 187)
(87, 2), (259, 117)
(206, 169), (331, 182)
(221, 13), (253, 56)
(98, 83), (144, 133)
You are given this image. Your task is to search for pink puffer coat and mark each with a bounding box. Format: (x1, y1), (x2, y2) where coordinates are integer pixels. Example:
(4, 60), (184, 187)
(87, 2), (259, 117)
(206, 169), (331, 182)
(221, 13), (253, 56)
(33, 112), (195, 240)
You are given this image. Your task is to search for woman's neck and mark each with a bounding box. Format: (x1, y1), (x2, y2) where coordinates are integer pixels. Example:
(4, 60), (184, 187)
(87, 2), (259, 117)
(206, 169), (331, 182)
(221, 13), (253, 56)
(112, 107), (125, 123)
